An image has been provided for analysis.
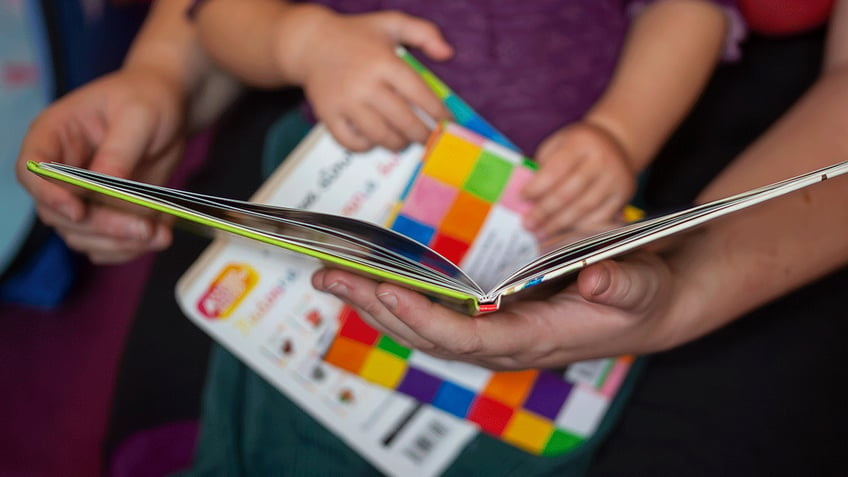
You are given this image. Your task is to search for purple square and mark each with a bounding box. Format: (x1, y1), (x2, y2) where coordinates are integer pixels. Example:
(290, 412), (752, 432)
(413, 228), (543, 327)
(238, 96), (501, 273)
(396, 366), (443, 403)
(522, 371), (573, 420)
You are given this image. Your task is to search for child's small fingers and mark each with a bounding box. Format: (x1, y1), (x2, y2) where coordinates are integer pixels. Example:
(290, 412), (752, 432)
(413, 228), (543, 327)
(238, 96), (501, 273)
(368, 88), (432, 144)
(382, 12), (454, 60)
(347, 103), (408, 151)
(389, 65), (451, 123)
(325, 115), (373, 152)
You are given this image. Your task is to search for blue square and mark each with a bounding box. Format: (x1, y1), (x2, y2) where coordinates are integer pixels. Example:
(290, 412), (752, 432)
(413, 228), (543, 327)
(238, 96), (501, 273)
(431, 381), (476, 418)
(391, 214), (436, 247)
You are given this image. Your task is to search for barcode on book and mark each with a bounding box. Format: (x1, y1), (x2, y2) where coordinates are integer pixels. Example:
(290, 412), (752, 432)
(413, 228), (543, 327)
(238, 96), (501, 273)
(401, 418), (449, 464)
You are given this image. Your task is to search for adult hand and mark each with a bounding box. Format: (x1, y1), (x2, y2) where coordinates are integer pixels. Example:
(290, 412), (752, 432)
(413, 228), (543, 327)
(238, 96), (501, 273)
(15, 67), (187, 264)
(522, 121), (636, 240)
(312, 253), (684, 370)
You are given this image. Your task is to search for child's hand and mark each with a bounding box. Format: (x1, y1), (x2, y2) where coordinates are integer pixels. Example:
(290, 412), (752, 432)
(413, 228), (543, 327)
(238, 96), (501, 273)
(15, 68), (186, 264)
(280, 8), (454, 152)
(521, 122), (637, 239)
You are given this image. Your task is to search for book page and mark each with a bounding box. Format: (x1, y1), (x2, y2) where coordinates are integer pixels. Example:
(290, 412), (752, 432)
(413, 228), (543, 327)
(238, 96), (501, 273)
(177, 125), (635, 475)
(177, 128), (476, 476)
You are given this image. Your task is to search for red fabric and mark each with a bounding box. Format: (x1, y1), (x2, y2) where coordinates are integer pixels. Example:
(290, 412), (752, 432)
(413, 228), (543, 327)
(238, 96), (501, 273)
(739, 0), (834, 35)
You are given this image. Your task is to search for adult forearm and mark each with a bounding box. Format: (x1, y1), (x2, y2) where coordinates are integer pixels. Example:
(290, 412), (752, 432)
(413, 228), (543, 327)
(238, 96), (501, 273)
(586, 0), (728, 172)
(664, 69), (848, 345)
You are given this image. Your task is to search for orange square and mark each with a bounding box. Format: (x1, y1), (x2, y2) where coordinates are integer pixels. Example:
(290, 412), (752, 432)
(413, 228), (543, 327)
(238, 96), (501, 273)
(440, 191), (491, 243)
(483, 370), (538, 408)
(323, 336), (371, 374)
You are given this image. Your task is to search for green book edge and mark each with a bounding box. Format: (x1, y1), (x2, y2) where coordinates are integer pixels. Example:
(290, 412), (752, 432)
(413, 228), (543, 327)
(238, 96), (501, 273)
(27, 160), (483, 314)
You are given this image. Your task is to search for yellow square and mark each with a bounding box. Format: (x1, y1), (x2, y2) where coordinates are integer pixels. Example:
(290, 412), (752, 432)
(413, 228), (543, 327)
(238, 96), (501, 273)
(359, 349), (408, 389)
(422, 132), (480, 188)
(501, 410), (555, 454)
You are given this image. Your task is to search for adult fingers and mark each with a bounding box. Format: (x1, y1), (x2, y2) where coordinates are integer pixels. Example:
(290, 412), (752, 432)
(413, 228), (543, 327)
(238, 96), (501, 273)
(16, 116), (92, 222)
(311, 269), (437, 349)
(577, 255), (666, 313)
(88, 102), (157, 178)
(58, 220), (171, 264)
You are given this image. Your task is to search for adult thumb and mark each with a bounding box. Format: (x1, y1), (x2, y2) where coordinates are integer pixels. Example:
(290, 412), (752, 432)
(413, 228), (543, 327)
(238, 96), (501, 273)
(577, 254), (667, 313)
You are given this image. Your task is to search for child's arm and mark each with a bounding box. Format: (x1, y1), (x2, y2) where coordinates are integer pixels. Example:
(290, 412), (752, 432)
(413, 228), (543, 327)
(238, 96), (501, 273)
(194, 0), (454, 152)
(523, 0), (729, 238)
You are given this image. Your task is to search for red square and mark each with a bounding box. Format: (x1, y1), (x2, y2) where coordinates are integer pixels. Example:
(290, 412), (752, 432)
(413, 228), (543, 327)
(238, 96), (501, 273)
(338, 307), (380, 345)
(430, 233), (471, 265)
(467, 395), (515, 436)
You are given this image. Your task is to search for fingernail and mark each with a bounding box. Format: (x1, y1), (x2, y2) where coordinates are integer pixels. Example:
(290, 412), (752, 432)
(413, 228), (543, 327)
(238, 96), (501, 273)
(377, 292), (397, 310)
(591, 267), (611, 297)
(326, 281), (348, 297)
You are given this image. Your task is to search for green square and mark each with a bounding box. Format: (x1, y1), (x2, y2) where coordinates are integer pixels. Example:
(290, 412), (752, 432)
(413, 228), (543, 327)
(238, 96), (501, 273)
(542, 428), (584, 456)
(464, 151), (513, 202)
(377, 335), (412, 359)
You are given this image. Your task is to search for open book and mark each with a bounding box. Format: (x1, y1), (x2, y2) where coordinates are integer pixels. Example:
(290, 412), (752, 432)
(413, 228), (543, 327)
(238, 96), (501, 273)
(26, 125), (848, 315)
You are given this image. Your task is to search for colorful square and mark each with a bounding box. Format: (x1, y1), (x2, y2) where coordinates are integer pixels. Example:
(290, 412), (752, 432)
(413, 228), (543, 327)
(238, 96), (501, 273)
(376, 335), (411, 359)
(467, 395), (515, 436)
(323, 336), (371, 374)
(523, 371), (573, 420)
(396, 366), (443, 403)
(359, 348), (408, 389)
(482, 369), (538, 408)
(498, 165), (535, 215)
(337, 308), (380, 345)
(421, 134), (480, 188)
(431, 381), (476, 418)
(464, 150), (513, 203)
(391, 214), (436, 247)
(542, 429), (584, 456)
(439, 191), (491, 244)
(502, 410), (555, 454)
(400, 176), (458, 227)
(555, 386), (607, 436)
(429, 233), (471, 265)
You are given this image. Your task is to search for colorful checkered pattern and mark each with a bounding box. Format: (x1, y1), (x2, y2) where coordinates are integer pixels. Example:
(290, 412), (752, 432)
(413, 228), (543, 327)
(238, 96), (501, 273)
(324, 307), (633, 455)
(323, 123), (632, 455)
(386, 123), (534, 265)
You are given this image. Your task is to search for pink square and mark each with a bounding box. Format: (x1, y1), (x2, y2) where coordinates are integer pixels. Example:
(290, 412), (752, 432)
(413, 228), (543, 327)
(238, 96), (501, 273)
(401, 176), (458, 227)
(498, 167), (534, 215)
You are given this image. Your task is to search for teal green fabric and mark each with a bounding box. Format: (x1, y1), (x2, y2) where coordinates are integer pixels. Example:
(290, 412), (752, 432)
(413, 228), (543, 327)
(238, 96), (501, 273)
(178, 109), (645, 476)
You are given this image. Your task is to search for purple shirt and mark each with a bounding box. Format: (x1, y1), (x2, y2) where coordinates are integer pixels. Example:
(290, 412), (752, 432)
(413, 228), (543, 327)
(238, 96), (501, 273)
(303, 0), (740, 153)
